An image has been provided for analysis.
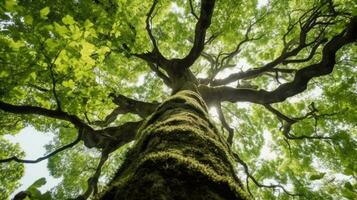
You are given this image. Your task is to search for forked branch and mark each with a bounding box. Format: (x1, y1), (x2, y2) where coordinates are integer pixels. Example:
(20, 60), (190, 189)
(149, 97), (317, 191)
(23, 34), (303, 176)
(210, 1), (340, 86)
(134, 0), (216, 72)
(233, 152), (300, 197)
(201, 16), (357, 104)
(109, 93), (159, 118)
(76, 149), (110, 200)
(146, 0), (160, 54)
(177, 0), (216, 68)
(91, 93), (159, 127)
(264, 104), (333, 140)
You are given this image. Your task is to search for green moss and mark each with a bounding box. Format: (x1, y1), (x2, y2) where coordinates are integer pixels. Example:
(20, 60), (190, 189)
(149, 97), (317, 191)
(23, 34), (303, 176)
(105, 151), (249, 199)
(101, 90), (249, 200)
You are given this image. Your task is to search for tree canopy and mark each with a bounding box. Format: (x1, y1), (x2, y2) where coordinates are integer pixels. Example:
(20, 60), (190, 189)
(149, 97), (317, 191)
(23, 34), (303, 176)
(0, 0), (356, 199)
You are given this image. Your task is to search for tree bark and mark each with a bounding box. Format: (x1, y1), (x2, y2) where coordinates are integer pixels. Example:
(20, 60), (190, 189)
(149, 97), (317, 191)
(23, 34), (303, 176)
(100, 90), (248, 200)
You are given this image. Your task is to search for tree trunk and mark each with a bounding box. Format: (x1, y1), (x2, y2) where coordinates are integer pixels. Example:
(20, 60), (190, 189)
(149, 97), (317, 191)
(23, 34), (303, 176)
(100, 90), (249, 200)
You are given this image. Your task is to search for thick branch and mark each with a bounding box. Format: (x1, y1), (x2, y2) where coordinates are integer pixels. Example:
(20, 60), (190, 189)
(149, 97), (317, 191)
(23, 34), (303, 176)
(109, 93), (159, 118)
(202, 16), (357, 104)
(0, 100), (91, 130)
(98, 120), (143, 151)
(210, 3), (338, 86)
(147, 62), (172, 86)
(135, 0), (216, 71)
(92, 107), (126, 127)
(93, 92), (159, 127)
(0, 100), (111, 149)
(0, 98), (143, 150)
(178, 0), (216, 68)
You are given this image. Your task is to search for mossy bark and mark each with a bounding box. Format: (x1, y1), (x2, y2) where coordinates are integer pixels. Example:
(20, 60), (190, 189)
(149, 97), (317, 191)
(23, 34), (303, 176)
(101, 90), (249, 200)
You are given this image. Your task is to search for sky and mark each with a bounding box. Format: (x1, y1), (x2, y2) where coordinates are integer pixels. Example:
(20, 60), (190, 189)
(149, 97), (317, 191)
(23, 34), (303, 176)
(4, 126), (61, 198)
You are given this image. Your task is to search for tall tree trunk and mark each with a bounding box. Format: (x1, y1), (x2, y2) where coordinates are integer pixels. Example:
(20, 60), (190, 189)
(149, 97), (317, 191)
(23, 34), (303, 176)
(101, 90), (249, 200)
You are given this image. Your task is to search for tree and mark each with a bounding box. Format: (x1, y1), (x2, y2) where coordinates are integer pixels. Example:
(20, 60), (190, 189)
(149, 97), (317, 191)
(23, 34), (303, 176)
(0, 0), (356, 199)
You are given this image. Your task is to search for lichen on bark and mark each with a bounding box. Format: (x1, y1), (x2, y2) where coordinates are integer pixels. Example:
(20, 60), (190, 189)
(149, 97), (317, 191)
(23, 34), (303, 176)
(100, 90), (249, 200)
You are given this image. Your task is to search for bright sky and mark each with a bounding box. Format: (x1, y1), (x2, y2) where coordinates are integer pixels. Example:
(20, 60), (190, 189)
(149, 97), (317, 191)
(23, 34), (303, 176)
(4, 126), (61, 198)
(257, 0), (269, 8)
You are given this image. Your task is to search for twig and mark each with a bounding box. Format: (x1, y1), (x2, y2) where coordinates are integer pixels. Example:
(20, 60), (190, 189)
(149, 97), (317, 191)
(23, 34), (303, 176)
(0, 129), (82, 164)
(189, 0), (199, 20)
(233, 152), (300, 197)
(216, 102), (234, 146)
(264, 104), (334, 140)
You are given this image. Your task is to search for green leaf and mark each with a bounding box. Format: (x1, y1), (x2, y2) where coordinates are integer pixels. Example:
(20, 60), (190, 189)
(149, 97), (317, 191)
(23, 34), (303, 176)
(45, 38), (59, 50)
(4, 0), (17, 11)
(62, 15), (75, 25)
(24, 15), (33, 25)
(309, 173), (326, 180)
(40, 7), (50, 19)
(29, 177), (47, 188)
(1, 1), (356, 199)
(0, 70), (9, 78)
(344, 182), (353, 191)
(54, 22), (68, 36)
(62, 80), (75, 89)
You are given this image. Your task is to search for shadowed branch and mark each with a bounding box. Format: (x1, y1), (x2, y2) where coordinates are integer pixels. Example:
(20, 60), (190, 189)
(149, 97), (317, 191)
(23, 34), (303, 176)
(199, 14), (265, 85)
(216, 102), (234, 146)
(134, 0), (216, 72)
(109, 93), (159, 118)
(233, 152), (300, 197)
(200, 16), (357, 104)
(0, 100), (141, 149)
(264, 103), (333, 140)
(210, 1), (340, 86)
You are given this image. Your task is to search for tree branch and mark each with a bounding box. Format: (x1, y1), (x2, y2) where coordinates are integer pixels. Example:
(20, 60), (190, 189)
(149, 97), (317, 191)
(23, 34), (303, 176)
(147, 62), (172, 86)
(27, 83), (50, 93)
(97, 120), (143, 151)
(76, 149), (109, 200)
(201, 16), (357, 104)
(264, 104), (333, 140)
(92, 107), (125, 127)
(0, 97), (144, 150)
(74, 120), (143, 199)
(43, 47), (65, 111)
(216, 102), (234, 146)
(233, 152), (300, 197)
(177, 0), (216, 68)
(0, 100), (109, 149)
(0, 100), (91, 130)
(210, 2), (339, 86)
(133, 0), (216, 83)
(109, 93), (159, 118)
(146, 0), (159, 52)
(189, 0), (199, 20)
(0, 129), (82, 164)
(200, 23), (262, 85)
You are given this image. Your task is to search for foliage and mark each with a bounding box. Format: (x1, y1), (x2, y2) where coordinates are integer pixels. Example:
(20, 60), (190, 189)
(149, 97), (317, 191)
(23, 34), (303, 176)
(0, 0), (356, 199)
(0, 138), (24, 199)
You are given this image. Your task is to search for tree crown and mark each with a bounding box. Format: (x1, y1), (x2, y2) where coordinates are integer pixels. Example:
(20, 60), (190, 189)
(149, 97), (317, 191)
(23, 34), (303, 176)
(0, 0), (356, 199)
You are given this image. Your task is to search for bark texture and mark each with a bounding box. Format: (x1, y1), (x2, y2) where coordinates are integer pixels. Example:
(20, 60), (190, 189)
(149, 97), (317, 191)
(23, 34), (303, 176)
(100, 90), (248, 200)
